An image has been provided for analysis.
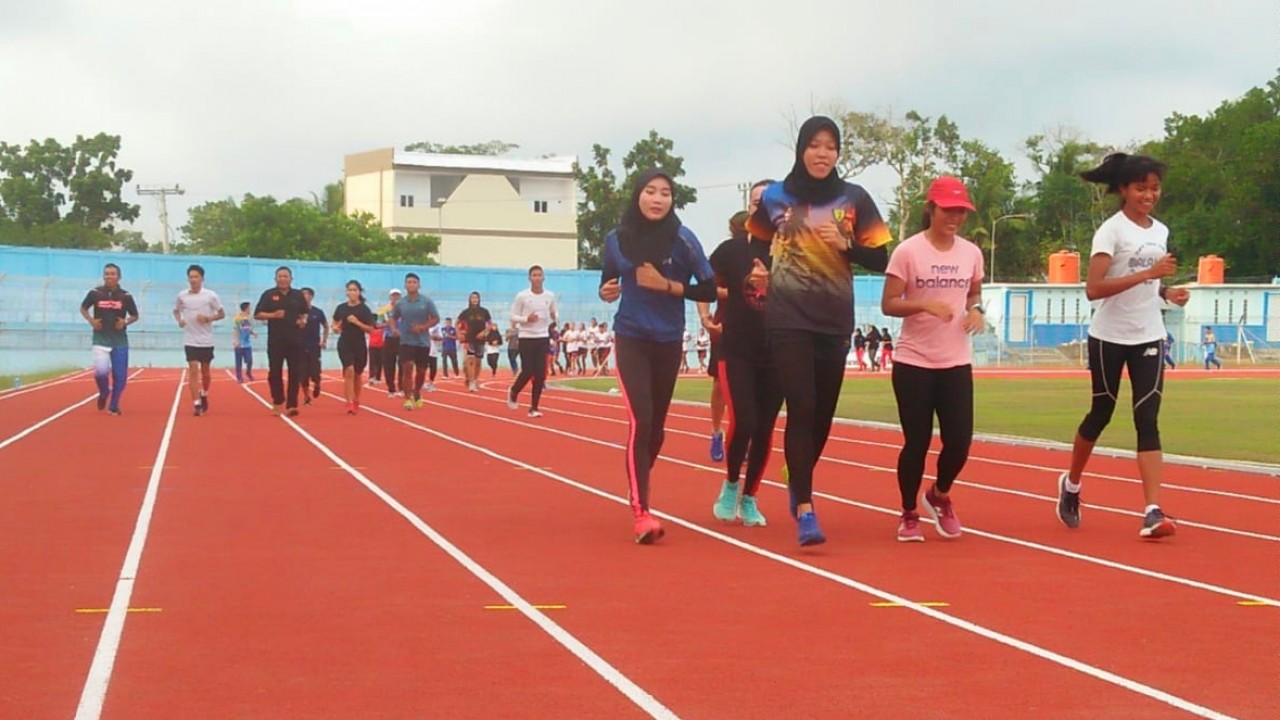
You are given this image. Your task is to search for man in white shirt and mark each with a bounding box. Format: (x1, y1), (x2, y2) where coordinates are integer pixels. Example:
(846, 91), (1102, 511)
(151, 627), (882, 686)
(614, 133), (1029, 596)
(173, 264), (226, 416)
(506, 265), (558, 417)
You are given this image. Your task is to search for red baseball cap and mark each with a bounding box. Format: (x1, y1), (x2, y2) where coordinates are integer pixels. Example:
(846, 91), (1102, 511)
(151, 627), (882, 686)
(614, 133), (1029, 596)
(926, 176), (975, 210)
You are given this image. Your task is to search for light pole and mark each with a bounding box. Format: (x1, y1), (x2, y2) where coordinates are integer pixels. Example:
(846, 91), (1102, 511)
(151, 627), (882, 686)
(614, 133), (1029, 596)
(990, 213), (1033, 283)
(436, 197), (448, 239)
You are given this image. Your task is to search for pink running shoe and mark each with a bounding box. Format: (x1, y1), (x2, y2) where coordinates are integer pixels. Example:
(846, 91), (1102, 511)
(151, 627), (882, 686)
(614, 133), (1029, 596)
(897, 511), (925, 543)
(634, 513), (665, 545)
(923, 486), (962, 538)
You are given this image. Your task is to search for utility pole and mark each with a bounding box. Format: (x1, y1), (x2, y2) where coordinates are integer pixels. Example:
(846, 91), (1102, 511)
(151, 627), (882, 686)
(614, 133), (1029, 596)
(136, 184), (184, 254)
(736, 182), (751, 210)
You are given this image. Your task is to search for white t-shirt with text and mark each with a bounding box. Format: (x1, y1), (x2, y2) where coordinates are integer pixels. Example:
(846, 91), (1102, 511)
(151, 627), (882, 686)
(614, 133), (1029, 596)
(1088, 212), (1168, 345)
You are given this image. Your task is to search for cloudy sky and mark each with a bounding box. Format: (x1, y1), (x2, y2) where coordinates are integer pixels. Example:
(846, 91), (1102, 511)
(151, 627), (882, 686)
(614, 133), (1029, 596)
(2, 0), (1275, 256)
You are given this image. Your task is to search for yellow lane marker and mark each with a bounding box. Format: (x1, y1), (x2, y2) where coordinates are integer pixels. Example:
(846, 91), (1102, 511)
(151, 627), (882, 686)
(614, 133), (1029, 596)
(870, 602), (950, 608)
(76, 608), (163, 614)
(1236, 600), (1279, 607)
(484, 604), (567, 610)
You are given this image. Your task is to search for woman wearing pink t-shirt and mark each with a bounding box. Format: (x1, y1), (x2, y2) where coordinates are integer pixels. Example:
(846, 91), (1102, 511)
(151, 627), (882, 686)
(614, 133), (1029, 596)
(881, 176), (986, 543)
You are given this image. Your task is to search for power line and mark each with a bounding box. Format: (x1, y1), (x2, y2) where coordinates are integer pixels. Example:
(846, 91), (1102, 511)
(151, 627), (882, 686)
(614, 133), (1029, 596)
(136, 184), (185, 254)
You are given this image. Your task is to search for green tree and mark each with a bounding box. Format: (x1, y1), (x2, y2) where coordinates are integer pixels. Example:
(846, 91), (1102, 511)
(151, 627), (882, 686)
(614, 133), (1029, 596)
(837, 110), (960, 242)
(404, 140), (520, 155)
(1022, 130), (1105, 280)
(181, 194), (440, 265)
(0, 133), (139, 233)
(573, 130), (697, 269)
(1143, 72), (1280, 280)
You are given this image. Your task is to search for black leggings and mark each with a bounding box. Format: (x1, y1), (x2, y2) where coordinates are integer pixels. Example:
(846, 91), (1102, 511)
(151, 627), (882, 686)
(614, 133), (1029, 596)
(383, 338), (400, 392)
(369, 346), (384, 381)
(442, 350), (459, 376)
(511, 337), (550, 411)
(267, 339), (303, 408)
(891, 362), (974, 511)
(720, 354), (785, 497)
(1078, 336), (1164, 452)
(427, 356), (438, 382)
(769, 330), (848, 506)
(615, 335), (682, 517)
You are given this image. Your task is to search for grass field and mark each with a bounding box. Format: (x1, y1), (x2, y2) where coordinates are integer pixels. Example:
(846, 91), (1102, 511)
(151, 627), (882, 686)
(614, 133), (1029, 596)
(559, 375), (1278, 465)
(6, 367), (80, 390)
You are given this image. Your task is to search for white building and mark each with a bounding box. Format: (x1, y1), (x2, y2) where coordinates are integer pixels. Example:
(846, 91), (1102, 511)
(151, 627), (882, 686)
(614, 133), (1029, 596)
(344, 148), (579, 269)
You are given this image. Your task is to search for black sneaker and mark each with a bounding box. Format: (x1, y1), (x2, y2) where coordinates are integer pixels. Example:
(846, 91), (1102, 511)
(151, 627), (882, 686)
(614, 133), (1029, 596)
(1139, 507), (1177, 539)
(97, 393), (107, 411)
(1056, 472), (1081, 529)
(200, 394), (209, 411)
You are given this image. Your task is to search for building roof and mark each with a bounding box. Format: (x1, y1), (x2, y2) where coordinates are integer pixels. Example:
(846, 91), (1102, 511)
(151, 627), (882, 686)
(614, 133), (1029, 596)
(392, 150), (576, 176)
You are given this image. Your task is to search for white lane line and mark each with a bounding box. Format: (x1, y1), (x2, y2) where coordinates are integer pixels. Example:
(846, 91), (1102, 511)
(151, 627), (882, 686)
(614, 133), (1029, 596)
(74, 370), (185, 720)
(0, 369), (145, 453)
(237, 380), (679, 720)
(453, 387), (1278, 542)
(540, 386), (1280, 486)
(348, 391), (1241, 720)
(414, 390), (1279, 607)
(0, 368), (92, 399)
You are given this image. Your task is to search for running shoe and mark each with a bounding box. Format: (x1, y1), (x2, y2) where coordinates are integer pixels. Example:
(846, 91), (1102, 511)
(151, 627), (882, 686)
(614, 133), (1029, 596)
(1139, 507), (1177, 539)
(271, 405), (282, 416)
(346, 403), (356, 415)
(796, 511), (826, 546)
(897, 511), (925, 543)
(507, 389), (518, 410)
(286, 408), (299, 417)
(634, 513), (664, 544)
(426, 383), (436, 392)
(712, 481), (740, 522)
(739, 495), (767, 527)
(781, 463), (789, 485)
(97, 392), (107, 411)
(200, 393), (209, 412)
(193, 405), (202, 417)
(710, 431), (725, 462)
(414, 397), (425, 409)
(403, 399), (415, 411)
(108, 408), (122, 416)
(922, 485), (962, 539)
(1055, 472), (1081, 529)
(527, 410), (543, 418)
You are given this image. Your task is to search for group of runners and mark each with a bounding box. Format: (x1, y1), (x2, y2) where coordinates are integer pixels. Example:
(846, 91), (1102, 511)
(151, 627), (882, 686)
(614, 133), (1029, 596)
(79, 115), (1189, 546)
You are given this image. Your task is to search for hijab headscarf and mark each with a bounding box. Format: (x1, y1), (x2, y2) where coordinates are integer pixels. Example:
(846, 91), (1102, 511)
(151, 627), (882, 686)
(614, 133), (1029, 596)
(782, 116), (845, 205)
(618, 168), (682, 266)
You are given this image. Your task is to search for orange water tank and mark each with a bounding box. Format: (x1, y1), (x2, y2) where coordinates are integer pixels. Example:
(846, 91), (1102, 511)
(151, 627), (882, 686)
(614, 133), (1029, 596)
(1048, 251), (1080, 284)
(1198, 255), (1225, 284)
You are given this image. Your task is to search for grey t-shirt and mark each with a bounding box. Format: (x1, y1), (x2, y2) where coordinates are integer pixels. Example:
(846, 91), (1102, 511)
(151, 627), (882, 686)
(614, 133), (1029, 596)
(392, 294), (439, 347)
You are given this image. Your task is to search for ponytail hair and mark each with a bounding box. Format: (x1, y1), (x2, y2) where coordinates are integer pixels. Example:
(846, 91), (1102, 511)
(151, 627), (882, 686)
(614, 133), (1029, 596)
(1079, 152), (1166, 194)
(346, 279), (366, 304)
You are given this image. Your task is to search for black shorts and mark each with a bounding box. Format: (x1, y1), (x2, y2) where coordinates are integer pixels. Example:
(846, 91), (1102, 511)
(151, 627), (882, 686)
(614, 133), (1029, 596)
(466, 341), (485, 358)
(338, 342), (368, 373)
(400, 345), (430, 365)
(185, 345), (214, 364)
(707, 342), (720, 379)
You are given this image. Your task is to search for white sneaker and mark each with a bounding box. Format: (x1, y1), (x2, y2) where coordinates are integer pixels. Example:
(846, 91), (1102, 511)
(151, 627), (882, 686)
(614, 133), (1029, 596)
(506, 390), (518, 410)
(527, 410), (543, 418)
(470, 382), (479, 393)
(426, 383), (436, 392)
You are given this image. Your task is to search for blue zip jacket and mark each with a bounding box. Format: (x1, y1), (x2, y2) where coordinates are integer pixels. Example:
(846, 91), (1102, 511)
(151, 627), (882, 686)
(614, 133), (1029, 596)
(600, 225), (713, 344)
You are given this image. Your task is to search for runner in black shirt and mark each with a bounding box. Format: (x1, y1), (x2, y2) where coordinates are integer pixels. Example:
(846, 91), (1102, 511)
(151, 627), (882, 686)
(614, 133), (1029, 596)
(79, 262), (139, 414)
(333, 280), (377, 414)
(709, 205), (782, 529)
(254, 266), (309, 416)
(457, 291), (492, 393)
(300, 287), (329, 403)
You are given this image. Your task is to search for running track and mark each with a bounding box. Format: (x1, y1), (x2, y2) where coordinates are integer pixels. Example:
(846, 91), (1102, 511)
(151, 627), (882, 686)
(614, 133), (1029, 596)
(0, 368), (1275, 719)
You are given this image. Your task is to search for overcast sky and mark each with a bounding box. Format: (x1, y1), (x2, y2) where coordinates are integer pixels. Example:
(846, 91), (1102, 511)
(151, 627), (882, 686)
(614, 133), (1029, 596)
(2, 0), (1275, 257)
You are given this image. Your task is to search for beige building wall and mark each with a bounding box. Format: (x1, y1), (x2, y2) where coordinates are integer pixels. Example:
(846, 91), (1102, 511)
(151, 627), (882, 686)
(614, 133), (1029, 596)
(343, 148), (579, 269)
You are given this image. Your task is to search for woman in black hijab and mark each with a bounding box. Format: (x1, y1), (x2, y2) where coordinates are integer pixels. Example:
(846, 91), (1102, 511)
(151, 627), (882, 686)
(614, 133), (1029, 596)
(599, 169), (719, 544)
(746, 116), (892, 546)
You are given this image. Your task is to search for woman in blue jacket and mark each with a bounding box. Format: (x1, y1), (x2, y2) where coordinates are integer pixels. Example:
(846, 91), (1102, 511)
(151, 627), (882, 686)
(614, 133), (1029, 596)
(600, 168), (719, 544)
